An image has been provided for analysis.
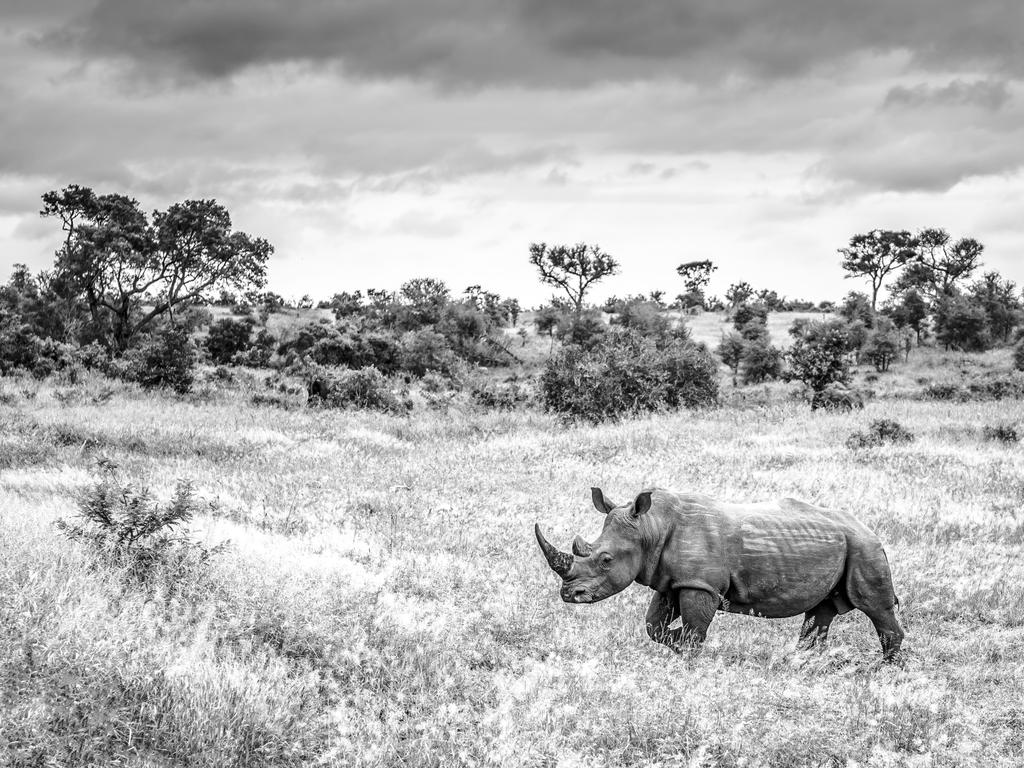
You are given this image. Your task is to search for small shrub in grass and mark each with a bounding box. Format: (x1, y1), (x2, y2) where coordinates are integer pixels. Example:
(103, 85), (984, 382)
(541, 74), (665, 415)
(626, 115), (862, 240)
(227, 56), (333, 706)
(846, 419), (915, 449)
(811, 383), (864, 411)
(1015, 340), (1024, 372)
(982, 423), (1020, 443)
(54, 462), (223, 586)
(470, 379), (532, 410)
(966, 373), (1024, 401)
(921, 382), (963, 401)
(921, 374), (1024, 403)
(305, 365), (410, 413)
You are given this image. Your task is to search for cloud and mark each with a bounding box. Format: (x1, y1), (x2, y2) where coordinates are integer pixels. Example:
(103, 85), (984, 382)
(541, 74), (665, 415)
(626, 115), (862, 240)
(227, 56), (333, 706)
(813, 78), (1024, 192)
(45, 0), (1024, 88)
(883, 79), (1011, 111)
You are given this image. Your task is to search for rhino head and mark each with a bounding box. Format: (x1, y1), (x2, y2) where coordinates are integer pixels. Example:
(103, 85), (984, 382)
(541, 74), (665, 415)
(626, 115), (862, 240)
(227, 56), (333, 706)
(535, 487), (654, 604)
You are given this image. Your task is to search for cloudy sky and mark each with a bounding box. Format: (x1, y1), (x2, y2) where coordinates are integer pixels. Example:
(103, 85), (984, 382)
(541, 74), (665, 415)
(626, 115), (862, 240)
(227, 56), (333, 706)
(2, 1), (1022, 306)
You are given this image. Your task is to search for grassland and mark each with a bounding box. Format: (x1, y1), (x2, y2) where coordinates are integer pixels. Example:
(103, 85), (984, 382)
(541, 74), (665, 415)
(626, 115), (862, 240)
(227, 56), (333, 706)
(2, 330), (1024, 766)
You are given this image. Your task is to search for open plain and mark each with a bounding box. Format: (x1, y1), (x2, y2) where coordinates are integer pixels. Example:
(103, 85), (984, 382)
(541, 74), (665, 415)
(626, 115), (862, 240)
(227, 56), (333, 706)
(2, 334), (1023, 767)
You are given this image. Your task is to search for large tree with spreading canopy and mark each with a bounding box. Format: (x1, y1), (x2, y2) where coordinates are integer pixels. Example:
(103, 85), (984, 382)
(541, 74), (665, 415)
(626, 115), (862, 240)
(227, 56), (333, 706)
(41, 185), (272, 351)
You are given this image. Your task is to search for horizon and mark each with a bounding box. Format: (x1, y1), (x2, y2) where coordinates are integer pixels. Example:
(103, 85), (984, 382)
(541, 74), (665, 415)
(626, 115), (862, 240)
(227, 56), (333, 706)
(2, 2), (1023, 307)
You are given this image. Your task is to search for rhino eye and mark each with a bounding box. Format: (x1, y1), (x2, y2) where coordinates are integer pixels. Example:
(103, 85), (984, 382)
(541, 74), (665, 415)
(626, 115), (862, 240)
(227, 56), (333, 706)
(599, 553), (613, 565)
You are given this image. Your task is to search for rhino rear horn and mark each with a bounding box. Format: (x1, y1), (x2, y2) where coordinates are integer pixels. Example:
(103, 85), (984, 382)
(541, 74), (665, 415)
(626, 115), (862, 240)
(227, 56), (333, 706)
(535, 524), (573, 577)
(572, 535), (593, 558)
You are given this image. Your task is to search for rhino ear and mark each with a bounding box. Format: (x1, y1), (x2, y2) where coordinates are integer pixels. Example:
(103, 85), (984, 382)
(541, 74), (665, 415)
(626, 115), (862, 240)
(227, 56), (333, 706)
(591, 487), (615, 514)
(631, 491), (654, 518)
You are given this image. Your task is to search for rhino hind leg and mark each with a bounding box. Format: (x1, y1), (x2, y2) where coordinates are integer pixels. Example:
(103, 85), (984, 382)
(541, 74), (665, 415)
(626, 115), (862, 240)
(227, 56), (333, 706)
(798, 599), (839, 650)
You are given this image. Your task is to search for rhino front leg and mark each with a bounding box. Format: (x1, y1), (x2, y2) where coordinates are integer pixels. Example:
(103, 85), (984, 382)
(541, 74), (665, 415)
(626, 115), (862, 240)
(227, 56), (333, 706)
(645, 590), (716, 654)
(645, 591), (680, 648)
(862, 604), (905, 663)
(798, 600), (838, 650)
(671, 589), (718, 653)
(846, 547), (905, 662)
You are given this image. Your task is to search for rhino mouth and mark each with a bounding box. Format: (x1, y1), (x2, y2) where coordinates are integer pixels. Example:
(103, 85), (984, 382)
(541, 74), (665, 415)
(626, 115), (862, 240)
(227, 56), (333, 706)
(560, 584), (595, 604)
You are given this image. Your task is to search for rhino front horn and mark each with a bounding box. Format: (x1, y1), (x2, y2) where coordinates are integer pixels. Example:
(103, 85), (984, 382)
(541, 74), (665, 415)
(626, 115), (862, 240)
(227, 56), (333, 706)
(535, 524), (573, 577)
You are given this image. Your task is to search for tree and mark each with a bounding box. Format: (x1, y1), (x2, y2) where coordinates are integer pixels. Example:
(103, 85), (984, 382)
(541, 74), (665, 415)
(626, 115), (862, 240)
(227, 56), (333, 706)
(529, 242), (619, 319)
(838, 292), (874, 327)
(968, 272), (1022, 343)
(41, 186), (272, 352)
(398, 277), (450, 329)
(893, 228), (984, 303)
(864, 329), (899, 372)
(725, 281), (754, 308)
(889, 290), (929, 345)
(754, 289), (785, 312)
(717, 332), (745, 387)
(838, 229), (916, 312)
(676, 260), (716, 308)
(329, 291), (365, 319)
(500, 298), (522, 327)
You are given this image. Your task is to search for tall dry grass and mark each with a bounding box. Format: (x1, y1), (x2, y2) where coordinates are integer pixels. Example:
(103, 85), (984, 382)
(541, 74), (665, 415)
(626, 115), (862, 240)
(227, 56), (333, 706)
(2, 348), (1023, 766)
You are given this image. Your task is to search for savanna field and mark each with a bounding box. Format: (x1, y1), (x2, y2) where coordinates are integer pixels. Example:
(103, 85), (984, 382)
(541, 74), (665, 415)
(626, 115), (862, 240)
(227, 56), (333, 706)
(2, 317), (1024, 767)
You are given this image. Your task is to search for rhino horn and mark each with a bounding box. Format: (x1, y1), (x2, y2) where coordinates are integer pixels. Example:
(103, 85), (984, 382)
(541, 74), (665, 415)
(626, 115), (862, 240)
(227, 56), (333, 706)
(535, 524), (573, 577)
(572, 535), (593, 558)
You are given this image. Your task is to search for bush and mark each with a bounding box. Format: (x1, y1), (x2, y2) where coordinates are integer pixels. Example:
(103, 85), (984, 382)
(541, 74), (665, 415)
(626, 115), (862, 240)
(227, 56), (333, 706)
(54, 463), (222, 586)
(812, 383), (864, 411)
(305, 366), (409, 413)
(845, 419), (914, 449)
(540, 330), (718, 422)
(1014, 340), (1024, 372)
(982, 423), (1020, 443)
(786, 320), (851, 395)
(732, 303), (768, 331)
(612, 300), (672, 338)
(112, 326), (197, 394)
(740, 338), (782, 384)
(864, 330), (900, 373)
(399, 328), (460, 377)
(236, 328), (277, 367)
(935, 296), (991, 352)
(556, 312), (607, 350)
(205, 317), (253, 365)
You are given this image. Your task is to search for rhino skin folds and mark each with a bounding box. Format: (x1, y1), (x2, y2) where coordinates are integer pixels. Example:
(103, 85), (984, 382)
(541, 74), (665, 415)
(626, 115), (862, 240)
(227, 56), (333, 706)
(536, 488), (905, 662)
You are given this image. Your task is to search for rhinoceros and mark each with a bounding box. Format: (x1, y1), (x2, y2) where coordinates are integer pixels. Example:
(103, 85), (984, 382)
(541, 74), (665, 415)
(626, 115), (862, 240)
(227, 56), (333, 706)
(535, 487), (904, 661)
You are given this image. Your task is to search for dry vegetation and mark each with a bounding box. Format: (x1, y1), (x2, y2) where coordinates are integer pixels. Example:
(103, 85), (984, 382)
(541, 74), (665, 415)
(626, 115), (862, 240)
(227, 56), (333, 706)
(2, 321), (1023, 767)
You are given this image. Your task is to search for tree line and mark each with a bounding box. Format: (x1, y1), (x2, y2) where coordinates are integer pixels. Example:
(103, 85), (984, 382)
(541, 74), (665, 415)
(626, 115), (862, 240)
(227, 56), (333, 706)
(2, 184), (1023, 414)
